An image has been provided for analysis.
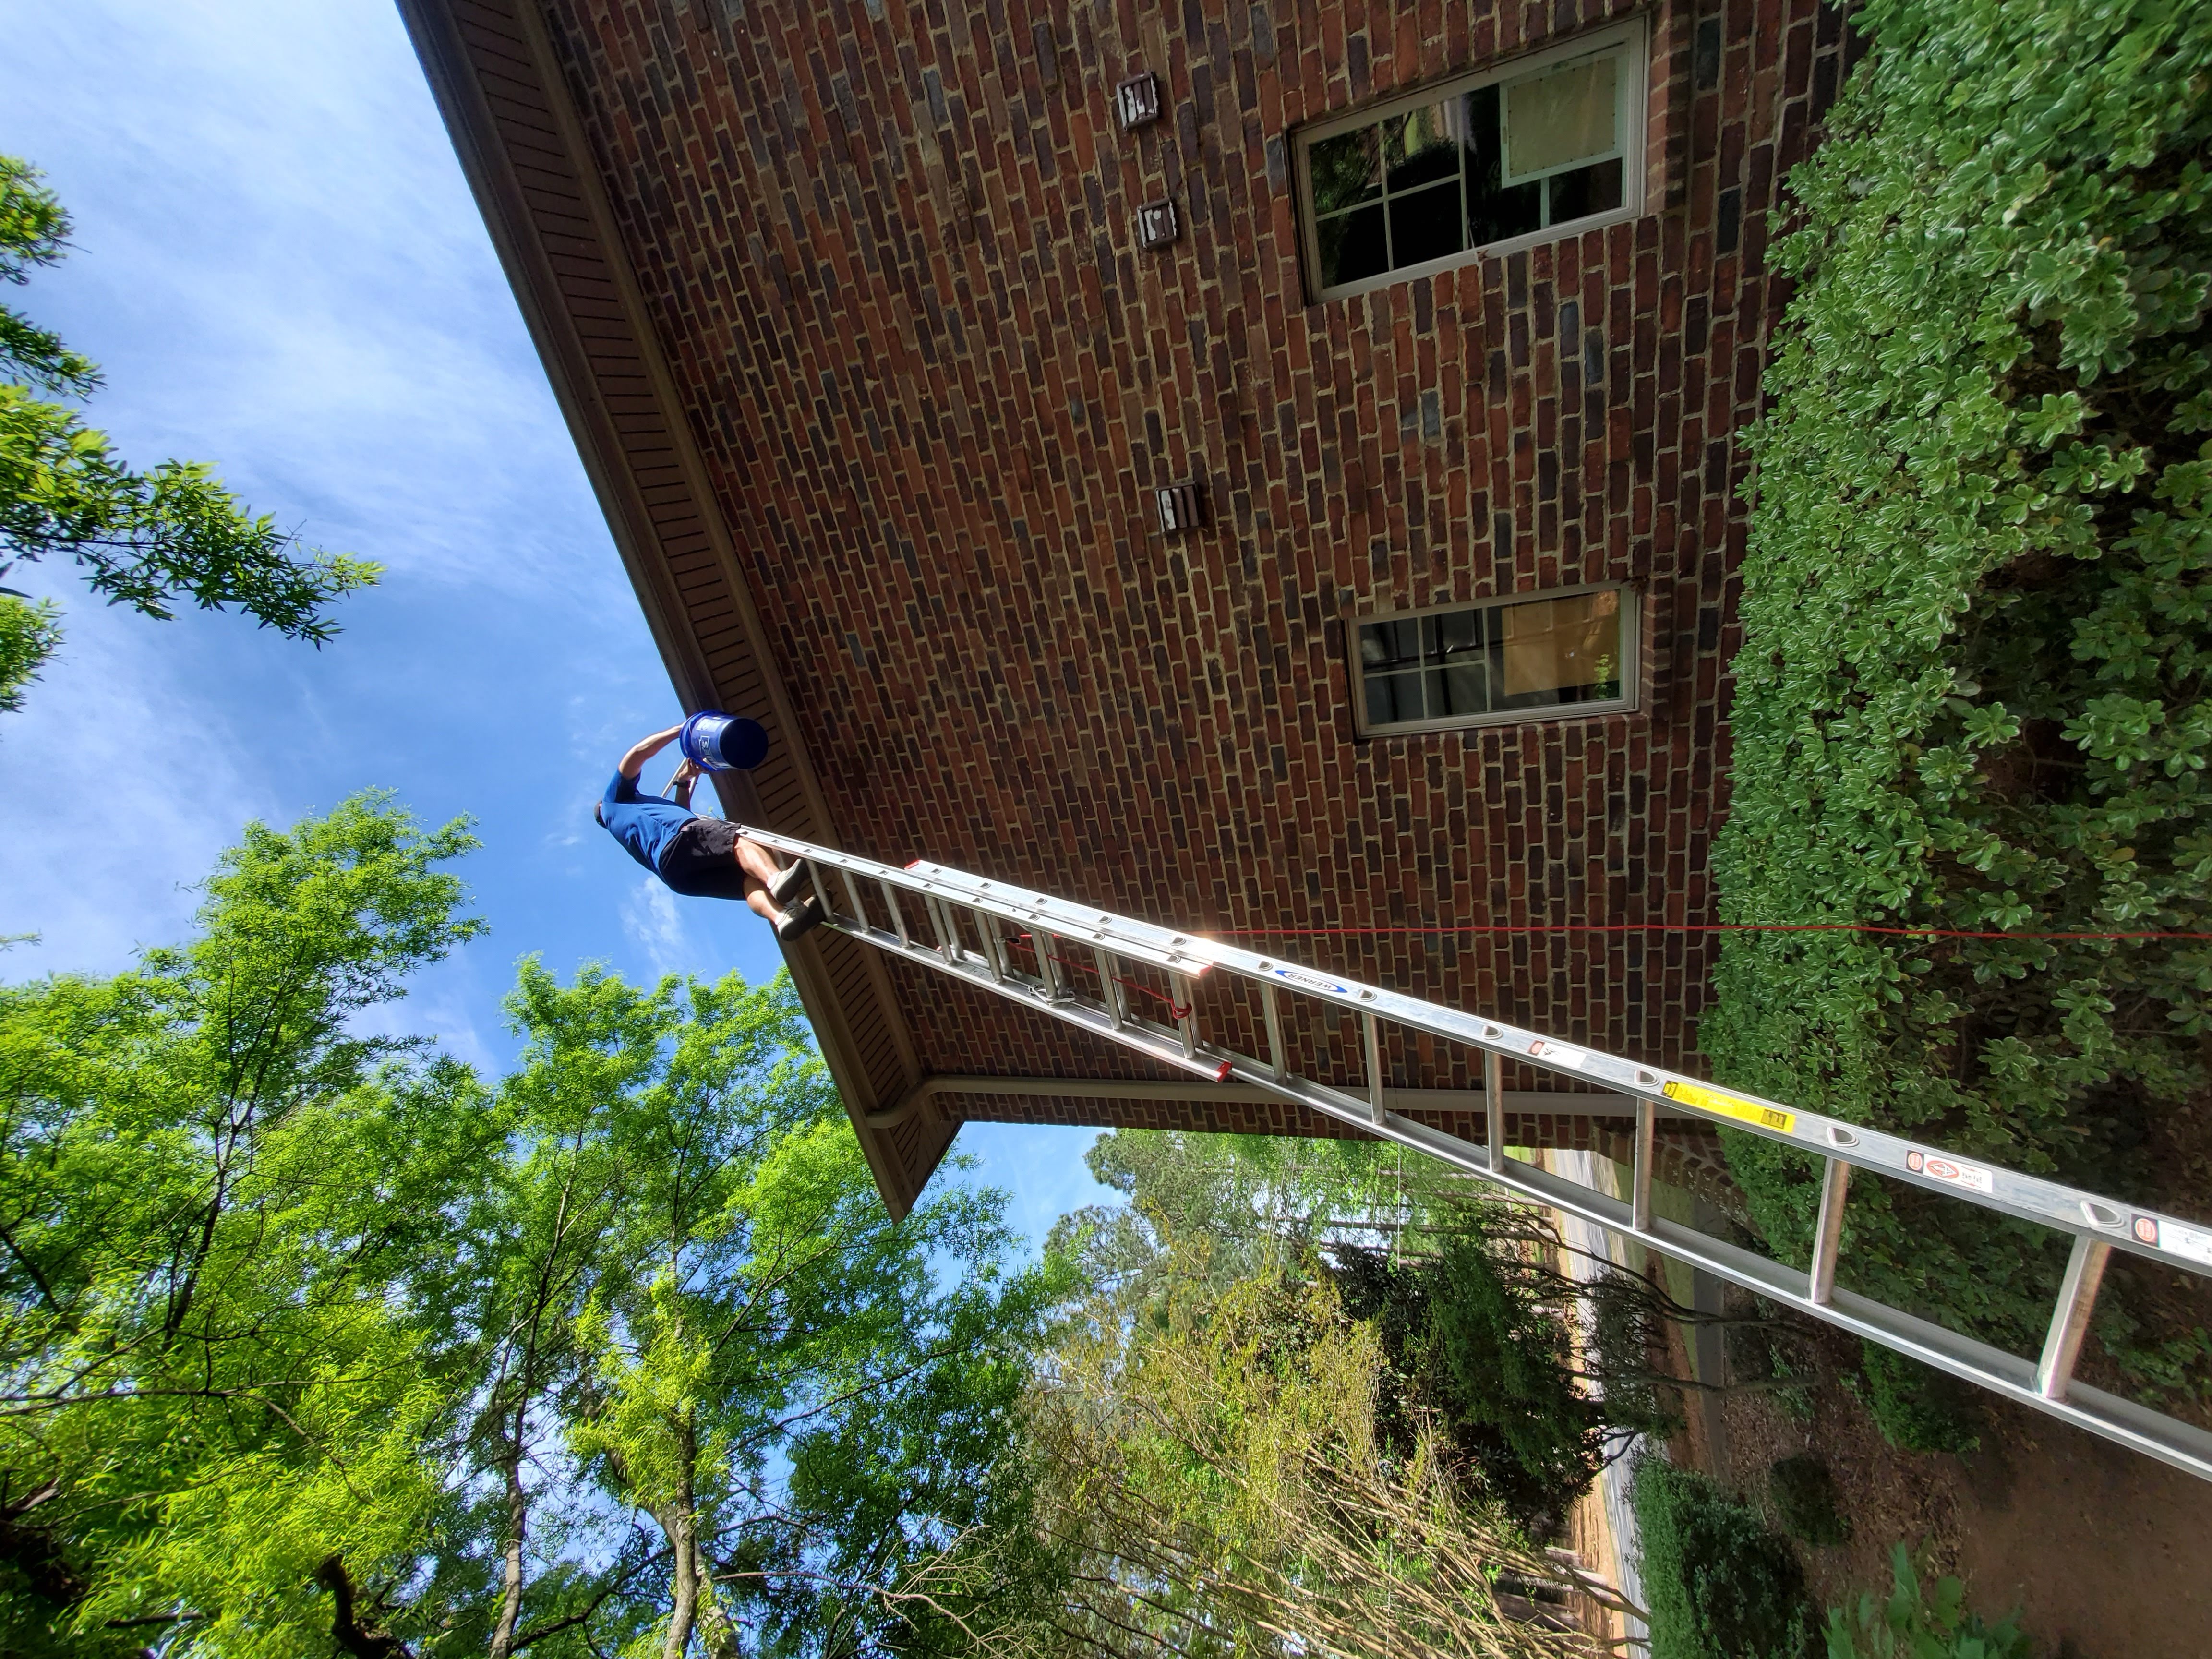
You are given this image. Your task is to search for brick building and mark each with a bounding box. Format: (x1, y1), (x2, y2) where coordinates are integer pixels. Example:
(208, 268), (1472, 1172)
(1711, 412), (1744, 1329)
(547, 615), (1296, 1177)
(403, 0), (1855, 1212)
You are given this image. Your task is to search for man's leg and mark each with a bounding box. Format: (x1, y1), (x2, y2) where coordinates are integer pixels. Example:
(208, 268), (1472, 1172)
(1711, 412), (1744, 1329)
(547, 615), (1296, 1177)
(735, 836), (822, 939)
(734, 835), (783, 891)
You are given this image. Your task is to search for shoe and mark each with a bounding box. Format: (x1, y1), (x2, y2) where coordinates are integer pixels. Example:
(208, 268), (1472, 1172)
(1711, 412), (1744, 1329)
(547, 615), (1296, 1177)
(774, 895), (825, 944)
(768, 858), (815, 905)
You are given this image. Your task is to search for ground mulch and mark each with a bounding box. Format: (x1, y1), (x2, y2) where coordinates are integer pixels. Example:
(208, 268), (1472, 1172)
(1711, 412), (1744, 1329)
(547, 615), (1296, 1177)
(1702, 1320), (2212, 1658)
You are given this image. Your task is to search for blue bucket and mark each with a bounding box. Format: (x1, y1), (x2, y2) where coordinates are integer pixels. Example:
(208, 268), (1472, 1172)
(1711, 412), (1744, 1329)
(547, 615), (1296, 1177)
(678, 710), (769, 773)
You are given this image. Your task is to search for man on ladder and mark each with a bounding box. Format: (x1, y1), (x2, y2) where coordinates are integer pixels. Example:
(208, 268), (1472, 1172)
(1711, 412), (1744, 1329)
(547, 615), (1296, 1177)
(594, 723), (822, 942)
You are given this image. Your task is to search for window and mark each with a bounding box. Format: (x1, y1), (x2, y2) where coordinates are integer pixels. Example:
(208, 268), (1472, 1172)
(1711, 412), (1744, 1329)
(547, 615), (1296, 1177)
(1353, 587), (1635, 735)
(1298, 24), (1645, 300)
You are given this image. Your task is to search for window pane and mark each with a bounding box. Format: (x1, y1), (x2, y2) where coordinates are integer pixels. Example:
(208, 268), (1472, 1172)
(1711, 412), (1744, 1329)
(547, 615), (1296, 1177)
(1443, 661), (1490, 715)
(1438, 605), (1483, 658)
(1385, 101), (1463, 192)
(1358, 617), (1417, 671)
(1309, 126), (1384, 215)
(1501, 53), (1620, 185)
(1318, 203), (1389, 288)
(1497, 589), (1624, 708)
(1367, 670), (1426, 726)
(1547, 156), (1625, 225)
(1388, 179), (1464, 269)
(1462, 84), (1542, 246)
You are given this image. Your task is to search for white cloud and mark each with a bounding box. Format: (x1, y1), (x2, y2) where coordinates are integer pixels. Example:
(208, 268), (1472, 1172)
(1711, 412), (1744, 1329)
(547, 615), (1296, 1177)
(0, 601), (275, 978)
(621, 878), (691, 981)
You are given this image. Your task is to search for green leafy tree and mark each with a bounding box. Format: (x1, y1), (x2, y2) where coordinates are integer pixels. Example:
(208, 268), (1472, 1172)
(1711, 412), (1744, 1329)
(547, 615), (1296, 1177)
(1017, 1254), (1634, 1658)
(0, 803), (1056, 1659)
(0, 156), (377, 713)
(0, 792), (489, 1655)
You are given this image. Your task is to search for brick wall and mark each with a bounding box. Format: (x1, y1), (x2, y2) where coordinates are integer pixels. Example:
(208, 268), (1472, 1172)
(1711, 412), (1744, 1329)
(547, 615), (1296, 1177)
(532, 0), (1855, 1140)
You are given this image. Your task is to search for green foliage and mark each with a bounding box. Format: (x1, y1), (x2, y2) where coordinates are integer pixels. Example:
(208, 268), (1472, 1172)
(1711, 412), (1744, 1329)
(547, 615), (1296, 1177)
(0, 792), (488, 1656)
(0, 156), (376, 715)
(1631, 1459), (1815, 1659)
(1824, 1543), (2031, 1659)
(0, 592), (59, 712)
(1022, 1252), (1621, 1658)
(1847, 1344), (1983, 1455)
(0, 804), (1053, 1659)
(1704, 0), (2212, 1377)
(1767, 1455), (1851, 1548)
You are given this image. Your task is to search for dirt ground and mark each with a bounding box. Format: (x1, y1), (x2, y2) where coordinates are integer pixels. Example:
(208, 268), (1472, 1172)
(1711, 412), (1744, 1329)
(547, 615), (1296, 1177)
(1703, 1324), (2212, 1658)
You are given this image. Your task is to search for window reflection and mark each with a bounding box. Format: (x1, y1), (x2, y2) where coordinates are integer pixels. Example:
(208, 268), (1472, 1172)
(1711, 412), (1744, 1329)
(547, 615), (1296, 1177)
(1304, 41), (1633, 295)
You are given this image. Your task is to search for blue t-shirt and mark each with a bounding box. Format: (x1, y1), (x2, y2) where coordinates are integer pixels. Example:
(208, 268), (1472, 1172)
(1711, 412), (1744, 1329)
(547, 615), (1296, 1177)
(599, 772), (693, 875)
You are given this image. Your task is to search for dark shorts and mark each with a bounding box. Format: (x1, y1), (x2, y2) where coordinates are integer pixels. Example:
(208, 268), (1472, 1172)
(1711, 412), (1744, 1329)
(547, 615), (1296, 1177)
(657, 816), (752, 900)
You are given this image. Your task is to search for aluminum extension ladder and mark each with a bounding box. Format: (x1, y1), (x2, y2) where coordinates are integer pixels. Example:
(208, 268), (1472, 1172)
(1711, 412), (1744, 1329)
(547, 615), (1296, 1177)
(743, 825), (2212, 1483)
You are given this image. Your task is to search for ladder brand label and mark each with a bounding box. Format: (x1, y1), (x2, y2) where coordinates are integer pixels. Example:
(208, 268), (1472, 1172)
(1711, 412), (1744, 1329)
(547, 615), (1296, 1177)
(1525, 1039), (1588, 1070)
(1661, 1079), (1796, 1134)
(1269, 964), (1346, 996)
(1904, 1149), (1994, 1195)
(2135, 1215), (2212, 1267)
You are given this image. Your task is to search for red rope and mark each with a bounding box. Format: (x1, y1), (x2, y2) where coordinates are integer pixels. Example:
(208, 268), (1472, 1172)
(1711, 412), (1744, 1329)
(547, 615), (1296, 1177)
(1210, 923), (2212, 941)
(1007, 933), (1192, 1020)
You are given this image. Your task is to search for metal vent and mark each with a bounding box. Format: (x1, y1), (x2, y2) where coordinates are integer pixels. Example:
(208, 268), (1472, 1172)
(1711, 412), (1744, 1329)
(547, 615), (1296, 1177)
(1135, 198), (1179, 250)
(1115, 72), (1161, 131)
(1156, 481), (1203, 534)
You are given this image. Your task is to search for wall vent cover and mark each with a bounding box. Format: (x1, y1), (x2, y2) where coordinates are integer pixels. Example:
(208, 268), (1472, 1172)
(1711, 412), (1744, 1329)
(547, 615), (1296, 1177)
(1156, 481), (1203, 534)
(1115, 72), (1162, 131)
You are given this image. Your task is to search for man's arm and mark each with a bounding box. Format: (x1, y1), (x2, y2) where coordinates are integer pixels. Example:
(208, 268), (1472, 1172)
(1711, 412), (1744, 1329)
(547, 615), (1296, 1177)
(669, 757), (700, 810)
(618, 723), (684, 781)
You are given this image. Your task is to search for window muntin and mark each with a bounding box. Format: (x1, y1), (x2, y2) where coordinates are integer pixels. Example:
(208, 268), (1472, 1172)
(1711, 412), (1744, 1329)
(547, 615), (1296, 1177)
(1355, 588), (1635, 735)
(1298, 25), (1643, 300)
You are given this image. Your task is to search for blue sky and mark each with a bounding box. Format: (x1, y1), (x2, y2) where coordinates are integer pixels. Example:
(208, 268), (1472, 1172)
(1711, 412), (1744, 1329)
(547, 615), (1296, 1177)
(0, 0), (1109, 1249)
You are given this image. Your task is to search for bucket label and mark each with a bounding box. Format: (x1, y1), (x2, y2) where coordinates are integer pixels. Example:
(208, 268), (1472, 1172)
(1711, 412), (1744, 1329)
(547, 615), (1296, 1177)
(1662, 1079), (1796, 1134)
(1904, 1149), (1994, 1195)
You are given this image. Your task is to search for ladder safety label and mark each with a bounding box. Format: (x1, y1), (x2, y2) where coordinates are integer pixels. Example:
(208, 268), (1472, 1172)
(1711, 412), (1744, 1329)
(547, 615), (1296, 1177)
(1662, 1079), (1796, 1133)
(1906, 1149), (1994, 1194)
(1526, 1039), (1588, 1070)
(2137, 1215), (2212, 1266)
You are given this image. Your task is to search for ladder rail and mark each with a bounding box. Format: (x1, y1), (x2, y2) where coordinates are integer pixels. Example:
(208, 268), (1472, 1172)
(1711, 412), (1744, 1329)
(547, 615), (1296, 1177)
(746, 826), (2212, 1484)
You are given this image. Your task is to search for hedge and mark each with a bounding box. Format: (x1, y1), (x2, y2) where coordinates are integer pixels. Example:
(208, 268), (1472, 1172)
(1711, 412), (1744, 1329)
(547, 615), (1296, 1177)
(1704, 0), (2212, 1405)
(1630, 1458), (1813, 1659)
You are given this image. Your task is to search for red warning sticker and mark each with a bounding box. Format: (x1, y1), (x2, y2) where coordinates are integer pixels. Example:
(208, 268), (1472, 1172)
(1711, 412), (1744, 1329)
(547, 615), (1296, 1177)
(1904, 1149), (1994, 1195)
(1525, 1039), (1588, 1070)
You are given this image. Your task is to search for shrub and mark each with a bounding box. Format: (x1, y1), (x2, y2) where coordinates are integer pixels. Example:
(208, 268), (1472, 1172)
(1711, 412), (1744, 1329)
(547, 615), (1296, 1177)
(1848, 1343), (1983, 1455)
(1705, 0), (2212, 1386)
(1631, 1458), (1815, 1659)
(1825, 1542), (2032, 1659)
(1767, 1454), (1851, 1547)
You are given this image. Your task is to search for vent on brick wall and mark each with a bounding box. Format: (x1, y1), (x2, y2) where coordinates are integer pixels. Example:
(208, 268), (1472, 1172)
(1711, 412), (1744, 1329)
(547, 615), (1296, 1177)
(1135, 198), (1178, 250)
(1115, 72), (1161, 131)
(1155, 481), (1203, 534)
(734, 824), (2212, 1488)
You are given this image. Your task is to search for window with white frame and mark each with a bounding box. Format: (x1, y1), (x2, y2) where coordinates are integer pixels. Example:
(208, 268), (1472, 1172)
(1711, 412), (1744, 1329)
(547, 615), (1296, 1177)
(1354, 586), (1635, 735)
(1298, 23), (1645, 301)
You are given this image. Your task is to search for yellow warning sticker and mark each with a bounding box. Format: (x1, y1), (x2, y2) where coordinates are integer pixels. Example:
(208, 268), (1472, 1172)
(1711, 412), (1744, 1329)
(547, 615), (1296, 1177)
(1662, 1080), (1796, 1134)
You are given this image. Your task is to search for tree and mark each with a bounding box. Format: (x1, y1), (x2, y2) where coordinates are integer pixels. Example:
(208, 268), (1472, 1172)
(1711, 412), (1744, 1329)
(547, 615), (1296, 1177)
(0, 803), (1057, 1659)
(474, 961), (1061, 1659)
(0, 156), (378, 713)
(1014, 1251), (1638, 1658)
(0, 792), (490, 1655)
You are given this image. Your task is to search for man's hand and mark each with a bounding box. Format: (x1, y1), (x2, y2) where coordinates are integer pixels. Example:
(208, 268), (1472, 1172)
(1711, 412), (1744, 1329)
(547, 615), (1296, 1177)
(618, 722), (685, 781)
(670, 757), (701, 808)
